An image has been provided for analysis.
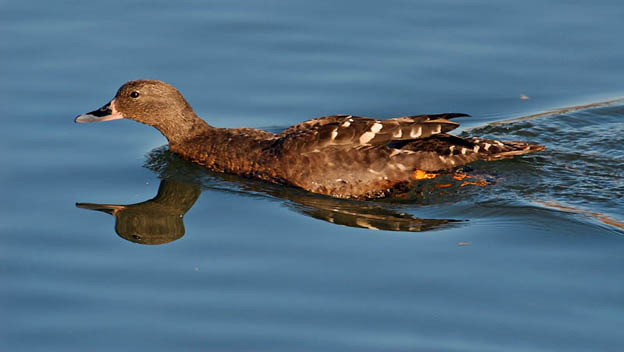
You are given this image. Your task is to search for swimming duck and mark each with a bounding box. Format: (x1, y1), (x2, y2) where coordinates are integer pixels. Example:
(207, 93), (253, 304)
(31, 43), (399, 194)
(75, 80), (544, 199)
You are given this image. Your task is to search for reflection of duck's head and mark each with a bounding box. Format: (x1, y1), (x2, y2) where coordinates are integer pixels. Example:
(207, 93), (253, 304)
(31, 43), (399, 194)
(75, 80), (209, 145)
(77, 180), (201, 245)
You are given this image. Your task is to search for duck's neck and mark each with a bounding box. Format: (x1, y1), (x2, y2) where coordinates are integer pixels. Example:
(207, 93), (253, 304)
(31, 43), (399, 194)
(153, 112), (214, 147)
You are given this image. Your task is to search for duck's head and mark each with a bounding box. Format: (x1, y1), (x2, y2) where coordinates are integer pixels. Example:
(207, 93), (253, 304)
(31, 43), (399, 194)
(75, 80), (207, 144)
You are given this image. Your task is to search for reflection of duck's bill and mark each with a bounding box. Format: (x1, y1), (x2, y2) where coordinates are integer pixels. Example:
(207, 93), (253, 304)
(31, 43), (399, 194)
(76, 202), (125, 215)
(74, 99), (124, 123)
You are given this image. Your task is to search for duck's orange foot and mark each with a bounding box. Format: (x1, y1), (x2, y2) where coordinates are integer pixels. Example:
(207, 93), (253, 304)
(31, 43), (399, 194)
(452, 171), (491, 187)
(413, 169), (438, 180)
(460, 179), (490, 187)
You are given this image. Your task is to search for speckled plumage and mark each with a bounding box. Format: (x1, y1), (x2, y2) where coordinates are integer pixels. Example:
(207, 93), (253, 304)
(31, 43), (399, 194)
(75, 80), (545, 199)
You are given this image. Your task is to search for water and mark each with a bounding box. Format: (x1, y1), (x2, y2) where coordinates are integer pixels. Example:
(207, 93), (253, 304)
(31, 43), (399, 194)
(2, 1), (624, 351)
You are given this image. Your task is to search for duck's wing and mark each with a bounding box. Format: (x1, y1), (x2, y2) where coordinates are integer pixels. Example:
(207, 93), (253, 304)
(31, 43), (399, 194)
(278, 113), (469, 151)
(280, 114), (354, 135)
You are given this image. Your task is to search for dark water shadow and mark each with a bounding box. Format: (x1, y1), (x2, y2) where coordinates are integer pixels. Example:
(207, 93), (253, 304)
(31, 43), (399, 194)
(76, 147), (465, 245)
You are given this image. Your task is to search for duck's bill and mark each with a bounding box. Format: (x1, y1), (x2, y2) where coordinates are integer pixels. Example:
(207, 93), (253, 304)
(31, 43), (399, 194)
(74, 100), (124, 123)
(76, 202), (126, 215)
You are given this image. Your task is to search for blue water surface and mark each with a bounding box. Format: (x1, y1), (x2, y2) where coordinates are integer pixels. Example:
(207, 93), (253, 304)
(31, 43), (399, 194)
(2, 1), (624, 351)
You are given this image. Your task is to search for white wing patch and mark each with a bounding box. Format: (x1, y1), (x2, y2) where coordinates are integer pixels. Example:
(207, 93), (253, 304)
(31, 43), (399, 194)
(359, 132), (376, 144)
(371, 122), (383, 133)
(410, 126), (422, 138)
(358, 122), (383, 144)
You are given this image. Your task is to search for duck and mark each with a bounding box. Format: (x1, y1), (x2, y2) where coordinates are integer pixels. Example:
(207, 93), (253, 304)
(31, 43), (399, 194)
(75, 80), (545, 199)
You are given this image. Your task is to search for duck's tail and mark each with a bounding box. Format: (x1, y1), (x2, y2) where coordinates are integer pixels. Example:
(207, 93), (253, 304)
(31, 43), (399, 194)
(468, 137), (545, 161)
(396, 134), (545, 172)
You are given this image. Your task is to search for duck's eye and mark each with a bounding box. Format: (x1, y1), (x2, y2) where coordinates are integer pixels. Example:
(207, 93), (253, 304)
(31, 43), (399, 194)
(130, 91), (140, 98)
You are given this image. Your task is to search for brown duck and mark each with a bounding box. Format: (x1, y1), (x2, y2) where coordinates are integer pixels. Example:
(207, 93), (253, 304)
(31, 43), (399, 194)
(75, 80), (544, 199)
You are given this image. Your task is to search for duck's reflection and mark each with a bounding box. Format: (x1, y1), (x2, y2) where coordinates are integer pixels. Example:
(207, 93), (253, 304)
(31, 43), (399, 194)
(77, 180), (200, 245)
(76, 147), (463, 245)
(285, 195), (459, 232)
